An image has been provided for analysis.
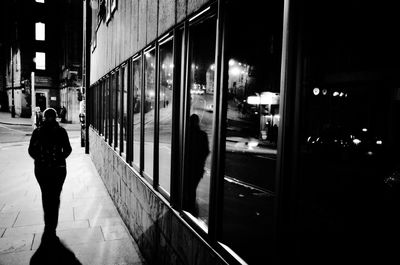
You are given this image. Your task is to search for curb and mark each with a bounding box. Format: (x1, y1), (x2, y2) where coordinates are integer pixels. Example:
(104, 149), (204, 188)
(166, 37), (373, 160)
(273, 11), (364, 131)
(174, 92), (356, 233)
(0, 121), (32, 127)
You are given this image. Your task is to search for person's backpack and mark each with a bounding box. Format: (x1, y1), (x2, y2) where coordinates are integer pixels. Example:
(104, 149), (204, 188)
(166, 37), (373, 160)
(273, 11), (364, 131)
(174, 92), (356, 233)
(36, 127), (63, 167)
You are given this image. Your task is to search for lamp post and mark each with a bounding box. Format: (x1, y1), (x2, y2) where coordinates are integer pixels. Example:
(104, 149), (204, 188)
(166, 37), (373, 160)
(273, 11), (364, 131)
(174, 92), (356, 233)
(11, 45), (15, 118)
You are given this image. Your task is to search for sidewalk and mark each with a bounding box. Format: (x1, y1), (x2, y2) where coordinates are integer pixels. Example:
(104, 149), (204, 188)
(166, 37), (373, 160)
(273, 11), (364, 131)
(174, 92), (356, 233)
(0, 111), (31, 126)
(0, 136), (146, 264)
(0, 111), (81, 131)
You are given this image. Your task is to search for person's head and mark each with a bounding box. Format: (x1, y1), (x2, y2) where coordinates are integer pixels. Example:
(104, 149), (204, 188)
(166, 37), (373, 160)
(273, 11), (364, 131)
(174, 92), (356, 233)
(43, 108), (57, 122)
(190, 114), (200, 129)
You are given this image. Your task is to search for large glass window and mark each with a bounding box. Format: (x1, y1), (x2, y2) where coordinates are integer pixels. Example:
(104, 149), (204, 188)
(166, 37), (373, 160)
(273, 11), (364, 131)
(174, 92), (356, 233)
(144, 48), (156, 179)
(182, 15), (216, 229)
(116, 71), (122, 151)
(132, 57), (142, 168)
(105, 77), (110, 141)
(110, 74), (115, 146)
(158, 36), (174, 194)
(294, 1), (400, 263)
(219, 1), (283, 264)
(122, 66), (128, 156)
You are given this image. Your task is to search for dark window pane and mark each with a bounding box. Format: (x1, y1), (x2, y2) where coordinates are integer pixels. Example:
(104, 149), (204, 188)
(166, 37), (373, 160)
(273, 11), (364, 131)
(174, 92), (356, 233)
(117, 71), (122, 150)
(110, 76), (115, 146)
(183, 15), (216, 229)
(132, 57), (142, 168)
(294, 2), (400, 263)
(158, 37), (174, 194)
(105, 79), (109, 141)
(220, 1), (283, 263)
(122, 66), (128, 154)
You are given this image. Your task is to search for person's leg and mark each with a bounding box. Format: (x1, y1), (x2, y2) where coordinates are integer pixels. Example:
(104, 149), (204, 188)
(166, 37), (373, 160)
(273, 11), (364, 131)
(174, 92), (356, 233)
(35, 167), (66, 236)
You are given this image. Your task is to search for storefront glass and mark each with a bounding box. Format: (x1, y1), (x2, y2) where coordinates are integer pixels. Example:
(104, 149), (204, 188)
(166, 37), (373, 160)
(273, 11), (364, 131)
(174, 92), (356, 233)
(132, 57), (142, 168)
(220, 1), (283, 263)
(144, 48), (156, 179)
(295, 1), (400, 263)
(183, 15), (217, 228)
(158, 37), (174, 194)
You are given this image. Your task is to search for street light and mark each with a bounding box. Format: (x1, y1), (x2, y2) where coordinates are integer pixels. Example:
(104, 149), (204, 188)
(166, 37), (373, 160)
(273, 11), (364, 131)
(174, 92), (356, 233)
(11, 45), (15, 118)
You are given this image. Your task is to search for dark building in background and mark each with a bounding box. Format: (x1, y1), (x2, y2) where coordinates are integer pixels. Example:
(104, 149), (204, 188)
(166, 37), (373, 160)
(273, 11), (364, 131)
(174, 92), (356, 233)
(1, 0), (82, 121)
(59, 0), (83, 123)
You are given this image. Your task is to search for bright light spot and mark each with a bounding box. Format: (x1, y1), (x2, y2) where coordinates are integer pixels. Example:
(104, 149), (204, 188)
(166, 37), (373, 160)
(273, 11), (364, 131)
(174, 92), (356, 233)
(367, 151), (373, 156)
(229, 59), (235, 66)
(169, 63), (174, 68)
(339, 92), (344, 97)
(353, 139), (361, 145)
(333, 91), (339, 97)
(248, 141), (258, 149)
(148, 91), (155, 97)
(247, 96), (260, 105)
(35, 22), (45, 41)
(35, 0), (44, 3)
(35, 52), (45, 70)
(313, 87), (320, 95)
(210, 64), (215, 70)
(161, 64), (165, 69)
(322, 89), (328, 95)
(376, 140), (383, 145)
(362, 128), (368, 132)
(230, 66), (241, 76)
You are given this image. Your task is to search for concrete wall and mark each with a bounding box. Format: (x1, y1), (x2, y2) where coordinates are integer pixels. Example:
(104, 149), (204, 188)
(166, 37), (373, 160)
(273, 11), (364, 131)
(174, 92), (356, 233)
(89, 128), (227, 265)
(90, 0), (211, 85)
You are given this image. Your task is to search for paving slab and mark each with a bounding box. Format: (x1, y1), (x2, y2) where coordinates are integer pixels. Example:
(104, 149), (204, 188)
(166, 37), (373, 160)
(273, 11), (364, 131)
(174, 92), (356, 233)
(32, 227), (105, 250)
(0, 212), (19, 228)
(89, 217), (124, 228)
(74, 205), (119, 221)
(101, 224), (130, 241)
(71, 238), (145, 265)
(3, 220), (89, 238)
(0, 234), (34, 254)
(0, 249), (33, 265)
(13, 207), (74, 227)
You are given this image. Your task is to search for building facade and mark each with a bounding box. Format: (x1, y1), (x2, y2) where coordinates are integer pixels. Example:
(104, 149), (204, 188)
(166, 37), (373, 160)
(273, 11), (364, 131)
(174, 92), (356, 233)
(87, 0), (400, 264)
(1, 0), (82, 121)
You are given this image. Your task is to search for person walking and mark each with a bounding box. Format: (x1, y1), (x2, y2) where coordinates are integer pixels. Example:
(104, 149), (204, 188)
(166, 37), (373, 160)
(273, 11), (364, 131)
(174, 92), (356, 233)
(28, 108), (72, 240)
(59, 106), (67, 123)
(183, 114), (210, 216)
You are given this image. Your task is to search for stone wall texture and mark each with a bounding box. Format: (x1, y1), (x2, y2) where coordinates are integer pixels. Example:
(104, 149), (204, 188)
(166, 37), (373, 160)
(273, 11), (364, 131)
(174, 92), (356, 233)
(89, 128), (227, 265)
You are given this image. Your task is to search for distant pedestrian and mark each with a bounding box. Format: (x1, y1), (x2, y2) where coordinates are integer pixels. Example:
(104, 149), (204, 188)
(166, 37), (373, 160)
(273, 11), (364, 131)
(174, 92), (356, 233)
(59, 106), (67, 123)
(28, 108), (72, 241)
(183, 114), (210, 216)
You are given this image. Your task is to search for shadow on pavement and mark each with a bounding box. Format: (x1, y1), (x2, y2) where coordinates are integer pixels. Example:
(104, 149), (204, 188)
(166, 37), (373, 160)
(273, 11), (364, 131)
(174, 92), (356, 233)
(30, 234), (82, 265)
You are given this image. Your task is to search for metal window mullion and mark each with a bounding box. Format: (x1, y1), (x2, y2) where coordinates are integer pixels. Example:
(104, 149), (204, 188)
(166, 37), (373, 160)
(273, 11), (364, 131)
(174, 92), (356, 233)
(209, 0), (226, 243)
(178, 20), (190, 210)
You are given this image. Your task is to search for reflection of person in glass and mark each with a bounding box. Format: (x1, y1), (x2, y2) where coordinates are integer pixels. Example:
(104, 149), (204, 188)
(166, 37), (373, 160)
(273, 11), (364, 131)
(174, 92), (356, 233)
(184, 114), (210, 216)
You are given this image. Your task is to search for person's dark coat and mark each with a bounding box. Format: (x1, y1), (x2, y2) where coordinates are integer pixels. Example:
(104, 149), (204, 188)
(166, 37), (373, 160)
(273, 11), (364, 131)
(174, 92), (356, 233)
(28, 120), (72, 168)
